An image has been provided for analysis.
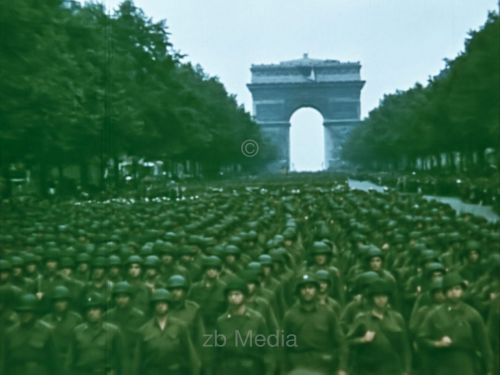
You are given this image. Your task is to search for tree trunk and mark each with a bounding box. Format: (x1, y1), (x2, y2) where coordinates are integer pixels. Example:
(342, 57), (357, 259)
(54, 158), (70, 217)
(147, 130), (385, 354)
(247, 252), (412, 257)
(80, 160), (89, 188)
(113, 155), (120, 189)
(39, 159), (48, 197)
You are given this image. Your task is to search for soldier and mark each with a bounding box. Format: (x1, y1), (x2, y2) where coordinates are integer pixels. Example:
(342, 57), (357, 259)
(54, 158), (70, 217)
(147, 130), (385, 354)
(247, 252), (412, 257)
(283, 273), (347, 375)
(158, 242), (189, 283)
(341, 271), (380, 333)
(417, 272), (493, 375)
(214, 278), (272, 375)
(143, 255), (165, 293)
(83, 256), (113, 304)
(74, 252), (91, 283)
(125, 255), (150, 313)
(241, 269), (280, 335)
(189, 256), (227, 331)
(347, 278), (411, 375)
(166, 274), (205, 356)
(307, 241), (344, 304)
(1, 293), (60, 375)
(0, 285), (18, 340)
(105, 281), (146, 374)
(66, 292), (126, 375)
(134, 288), (200, 375)
(315, 269), (342, 317)
(409, 278), (445, 375)
(107, 255), (123, 284)
(41, 285), (83, 364)
(9, 256), (36, 293)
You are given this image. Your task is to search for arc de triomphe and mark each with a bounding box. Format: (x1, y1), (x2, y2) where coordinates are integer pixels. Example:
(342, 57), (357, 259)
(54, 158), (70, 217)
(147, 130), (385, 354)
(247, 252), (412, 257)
(247, 54), (365, 170)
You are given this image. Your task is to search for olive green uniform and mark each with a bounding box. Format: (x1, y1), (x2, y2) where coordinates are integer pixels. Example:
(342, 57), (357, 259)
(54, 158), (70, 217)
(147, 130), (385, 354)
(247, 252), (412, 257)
(1, 319), (60, 375)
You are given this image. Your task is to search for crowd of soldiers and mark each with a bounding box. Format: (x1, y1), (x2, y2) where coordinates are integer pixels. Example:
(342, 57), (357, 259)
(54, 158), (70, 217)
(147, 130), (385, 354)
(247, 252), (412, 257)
(356, 172), (500, 213)
(0, 177), (499, 375)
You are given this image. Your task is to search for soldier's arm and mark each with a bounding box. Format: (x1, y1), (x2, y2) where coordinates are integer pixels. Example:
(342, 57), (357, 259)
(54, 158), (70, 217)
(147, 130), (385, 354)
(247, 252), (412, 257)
(113, 327), (127, 375)
(396, 312), (412, 374)
(181, 324), (201, 375)
(416, 309), (442, 349)
(0, 332), (6, 375)
(46, 330), (62, 375)
(471, 309), (494, 374)
(65, 328), (77, 374)
(330, 311), (348, 372)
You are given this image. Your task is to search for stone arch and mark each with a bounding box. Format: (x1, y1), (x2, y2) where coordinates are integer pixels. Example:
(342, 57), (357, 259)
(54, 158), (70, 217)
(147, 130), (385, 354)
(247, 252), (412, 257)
(247, 54), (365, 171)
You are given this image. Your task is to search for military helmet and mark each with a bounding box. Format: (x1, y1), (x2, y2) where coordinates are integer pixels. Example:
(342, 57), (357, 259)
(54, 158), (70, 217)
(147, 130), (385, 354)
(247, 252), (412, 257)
(354, 271), (381, 294)
(126, 255), (143, 266)
(424, 262), (446, 277)
(258, 254), (273, 266)
(84, 292), (106, 309)
(10, 256), (24, 268)
(247, 262), (262, 273)
(76, 253), (91, 264)
(0, 259), (11, 271)
(92, 256), (108, 269)
(224, 244), (241, 256)
(295, 273), (320, 292)
(44, 248), (61, 261)
(315, 269), (331, 283)
(367, 279), (391, 297)
(442, 272), (467, 291)
(224, 278), (248, 297)
(241, 269), (260, 284)
(202, 255), (222, 270)
(108, 255), (122, 267)
(51, 285), (71, 301)
(428, 277), (444, 293)
(112, 281), (133, 296)
(365, 246), (383, 261)
(144, 255), (160, 268)
(166, 274), (189, 290)
(311, 241), (331, 255)
(150, 288), (171, 304)
(60, 257), (75, 269)
(16, 293), (38, 312)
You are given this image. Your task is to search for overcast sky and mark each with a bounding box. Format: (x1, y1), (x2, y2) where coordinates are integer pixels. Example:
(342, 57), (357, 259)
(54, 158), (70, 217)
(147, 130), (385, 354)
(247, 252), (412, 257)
(94, 0), (497, 170)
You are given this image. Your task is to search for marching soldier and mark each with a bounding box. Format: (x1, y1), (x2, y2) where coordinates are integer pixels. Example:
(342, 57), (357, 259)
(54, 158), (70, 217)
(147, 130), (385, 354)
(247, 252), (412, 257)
(66, 292), (126, 375)
(417, 272), (493, 375)
(134, 288), (200, 375)
(41, 285), (83, 364)
(215, 278), (272, 375)
(347, 278), (411, 375)
(105, 281), (146, 375)
(1, 293), (60, 375)
(283, 273), (347, 375)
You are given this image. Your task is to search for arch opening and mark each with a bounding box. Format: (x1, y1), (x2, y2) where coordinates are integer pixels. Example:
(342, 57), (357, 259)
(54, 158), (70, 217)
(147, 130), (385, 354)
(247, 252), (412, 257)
(289, 107), (325, 172)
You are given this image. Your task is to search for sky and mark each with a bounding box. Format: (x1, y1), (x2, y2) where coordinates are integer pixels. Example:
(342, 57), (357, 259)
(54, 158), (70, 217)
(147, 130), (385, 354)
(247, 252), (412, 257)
(92, 0), (498, 170)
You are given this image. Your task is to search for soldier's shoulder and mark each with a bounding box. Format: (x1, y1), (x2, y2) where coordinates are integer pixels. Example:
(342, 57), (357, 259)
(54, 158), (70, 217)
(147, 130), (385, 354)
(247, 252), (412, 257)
(36, 319), (54, 331)
(246, 306), (265, 321)
(68, 310), (83, 322)
(74, 322), (89, 332)
(185, 299), (200, 310)
(103, 321), (121, 332)
(131, 306), (145, 317)
(170, 316), (189, 329)
(5, 322), (21, 335)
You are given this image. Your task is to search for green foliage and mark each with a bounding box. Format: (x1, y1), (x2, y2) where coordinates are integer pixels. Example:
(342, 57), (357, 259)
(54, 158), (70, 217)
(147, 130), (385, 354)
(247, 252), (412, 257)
(0, 0), (269, 192)
(343, 12), (499, 170)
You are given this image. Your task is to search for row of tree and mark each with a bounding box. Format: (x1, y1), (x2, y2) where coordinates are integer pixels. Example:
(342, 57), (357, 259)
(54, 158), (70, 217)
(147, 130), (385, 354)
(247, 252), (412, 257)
(342, 12), (499, 174)
(0, 0), (272, 197)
